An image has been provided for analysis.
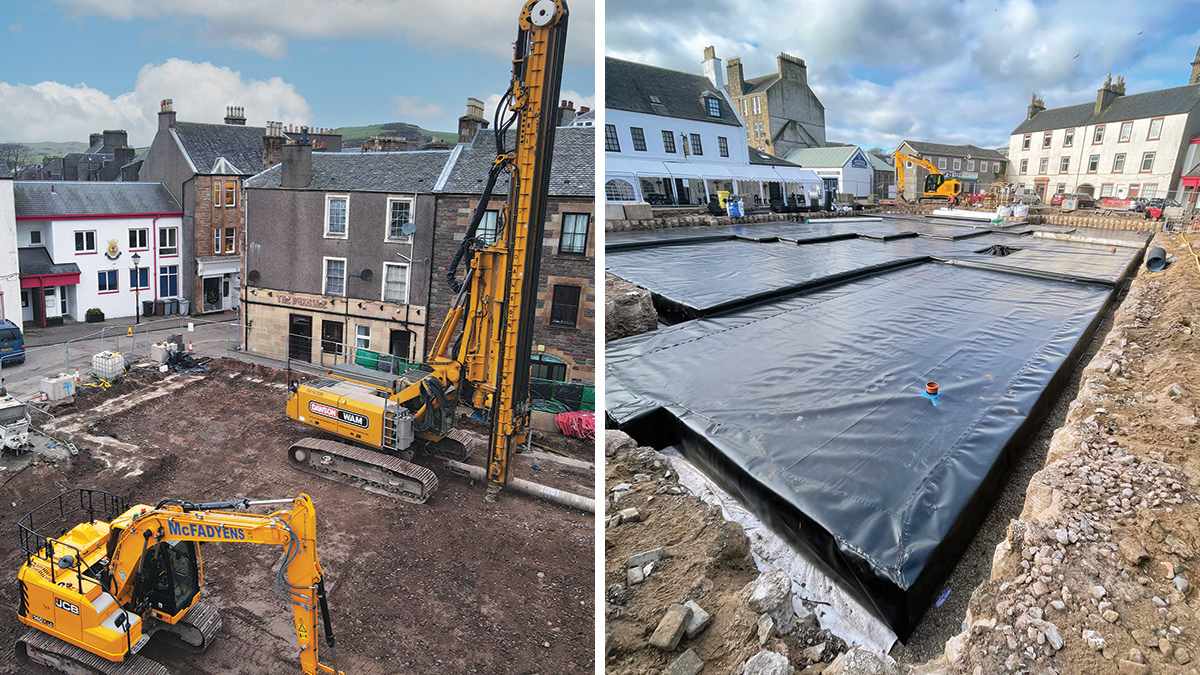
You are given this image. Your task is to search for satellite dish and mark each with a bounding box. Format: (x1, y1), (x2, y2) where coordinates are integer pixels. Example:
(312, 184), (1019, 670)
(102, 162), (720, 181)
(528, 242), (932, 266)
(400, 221), (416, 236)
(360, 269), (374, 281)
(247, 270), (261, 283)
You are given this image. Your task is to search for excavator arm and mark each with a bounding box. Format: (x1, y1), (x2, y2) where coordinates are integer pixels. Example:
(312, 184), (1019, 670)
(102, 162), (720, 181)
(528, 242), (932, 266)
(108, 496), (342, 675)
(893, 149), (960, 205)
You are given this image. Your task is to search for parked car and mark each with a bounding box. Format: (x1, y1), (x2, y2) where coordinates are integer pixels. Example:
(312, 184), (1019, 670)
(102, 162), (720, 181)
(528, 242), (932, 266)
(1012, 187), (1041, 205)
(1051, 192), (1095, 209)
(0, 319), (25, 365)
(1143, 197), (1182, 220)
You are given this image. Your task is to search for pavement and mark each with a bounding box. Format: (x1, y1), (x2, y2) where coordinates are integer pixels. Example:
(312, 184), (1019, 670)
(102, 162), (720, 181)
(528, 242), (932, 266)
(21, 310), (239, 348)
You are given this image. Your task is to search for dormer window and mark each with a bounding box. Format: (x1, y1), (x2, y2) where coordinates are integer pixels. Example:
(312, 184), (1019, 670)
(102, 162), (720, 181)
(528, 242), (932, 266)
(704, 96), (721, 118)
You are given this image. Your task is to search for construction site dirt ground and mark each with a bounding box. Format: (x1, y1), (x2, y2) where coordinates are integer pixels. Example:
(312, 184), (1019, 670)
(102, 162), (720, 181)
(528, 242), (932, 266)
(0, 359), (595, 674)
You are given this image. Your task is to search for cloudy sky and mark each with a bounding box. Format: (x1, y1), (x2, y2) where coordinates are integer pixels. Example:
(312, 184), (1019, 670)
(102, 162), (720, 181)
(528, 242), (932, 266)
(0, 0), (595, 146)
(606, 0), (1200, 151)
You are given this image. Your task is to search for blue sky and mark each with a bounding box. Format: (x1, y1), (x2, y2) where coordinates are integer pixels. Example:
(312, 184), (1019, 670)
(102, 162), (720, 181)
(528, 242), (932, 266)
(0, 0), (595, 146)
(605, 0), (1200, 151)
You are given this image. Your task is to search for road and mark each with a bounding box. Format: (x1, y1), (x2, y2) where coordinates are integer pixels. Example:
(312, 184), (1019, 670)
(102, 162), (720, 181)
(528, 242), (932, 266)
(0, 320), (238, 399)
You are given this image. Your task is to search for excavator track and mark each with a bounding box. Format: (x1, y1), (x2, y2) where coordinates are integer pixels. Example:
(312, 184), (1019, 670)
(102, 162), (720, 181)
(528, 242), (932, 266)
(16, 629), (169, 675)
(288, 437), (439, 504)
(144, 601), (222, 654)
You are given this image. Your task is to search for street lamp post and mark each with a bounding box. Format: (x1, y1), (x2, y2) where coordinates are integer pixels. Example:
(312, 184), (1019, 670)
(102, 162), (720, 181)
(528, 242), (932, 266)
(131, 251), (141, 325)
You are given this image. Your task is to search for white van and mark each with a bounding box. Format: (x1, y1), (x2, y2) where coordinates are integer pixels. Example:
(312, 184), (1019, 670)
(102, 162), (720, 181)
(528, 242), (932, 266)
(1012, 187), (1041, 205)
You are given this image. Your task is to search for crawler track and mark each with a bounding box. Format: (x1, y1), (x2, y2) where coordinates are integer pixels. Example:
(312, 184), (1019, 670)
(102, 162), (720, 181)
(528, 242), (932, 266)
(288, 437), (439, 504)
(16, 629), (168, 675)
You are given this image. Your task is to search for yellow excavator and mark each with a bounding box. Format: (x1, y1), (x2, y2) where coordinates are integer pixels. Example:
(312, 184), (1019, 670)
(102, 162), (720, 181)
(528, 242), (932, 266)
(285, 0), (570, 504)
(894, 150), (962, 205)
(16, 488), (343, 675)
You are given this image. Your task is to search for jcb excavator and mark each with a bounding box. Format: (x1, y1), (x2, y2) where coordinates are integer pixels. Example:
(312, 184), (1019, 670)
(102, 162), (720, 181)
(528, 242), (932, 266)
(16, 488), (342, 675)
(894, 150), (962, 205)
(285, 0), (570, 504)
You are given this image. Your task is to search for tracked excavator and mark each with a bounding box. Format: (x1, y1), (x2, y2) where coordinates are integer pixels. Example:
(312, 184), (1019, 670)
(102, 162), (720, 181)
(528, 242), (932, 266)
(15, 488), (343, 675)
(285, 0), (570, 504)
(894, 150), (962, 205)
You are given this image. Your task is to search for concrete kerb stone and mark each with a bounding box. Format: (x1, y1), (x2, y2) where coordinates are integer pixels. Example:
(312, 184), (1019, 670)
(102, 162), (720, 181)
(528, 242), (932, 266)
(650, 604), (694, 651)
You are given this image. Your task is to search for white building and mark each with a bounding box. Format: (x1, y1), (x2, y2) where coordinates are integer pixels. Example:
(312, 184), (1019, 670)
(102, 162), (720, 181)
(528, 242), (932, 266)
(1008, 65), (1200, 203)
(14, 182), (183, 326)
(604, 57), (823, 208)
(783, 145), (876, 198)
(0, 175), (19, 324)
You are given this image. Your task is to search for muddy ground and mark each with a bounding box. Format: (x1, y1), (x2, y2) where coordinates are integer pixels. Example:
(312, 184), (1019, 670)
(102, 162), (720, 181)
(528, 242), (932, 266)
(0, 359), (594, 674)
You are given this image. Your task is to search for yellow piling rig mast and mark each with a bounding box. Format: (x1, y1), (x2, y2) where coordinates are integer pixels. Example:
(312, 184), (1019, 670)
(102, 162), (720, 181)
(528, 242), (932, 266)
(285, 0), (570, 503)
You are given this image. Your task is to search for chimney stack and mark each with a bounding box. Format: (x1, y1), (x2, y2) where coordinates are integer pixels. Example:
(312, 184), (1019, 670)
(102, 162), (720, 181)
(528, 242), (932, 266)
(726, 57), (746, 98)
(1190, 44), (1200, 85)
(113, 145), (135, 169)
(702, 45), (724, 90)
(89, 133), (103, 149)
(778, 53), (808, 86)
(1027, 92), (1045, 120)
(224, 105), (247, 125)
(1095, 74), (1125, 114)
(159, 99), (176, 131)
(280, 132), (313, 189)
(102, 130), (127, 153)
(262, 121), (286, 170)
(458, 97), (488, 144)
(557, 99), (577, 127)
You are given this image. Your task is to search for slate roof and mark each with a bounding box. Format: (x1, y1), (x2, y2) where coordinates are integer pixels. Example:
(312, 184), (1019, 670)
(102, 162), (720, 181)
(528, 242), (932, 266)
(748, 146), (799, 167)
(783, 145), (865, 168)
(901, 141), (1006, 161)
(866, 153), (895, 173)
(741, 73), (780, 95)
(172, 121), (270, 176)
(245, 150), (452, 193)
(606, 57), (741, 127)
(18, 247), (80, 276)
(438, 125), (594, 197)
(1011, 83), (1200, 135)
(13, 181), (182, 217)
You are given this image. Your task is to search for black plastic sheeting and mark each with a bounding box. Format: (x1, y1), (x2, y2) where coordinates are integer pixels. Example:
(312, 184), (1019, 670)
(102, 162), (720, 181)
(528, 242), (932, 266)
(605, 218), (1148, 639)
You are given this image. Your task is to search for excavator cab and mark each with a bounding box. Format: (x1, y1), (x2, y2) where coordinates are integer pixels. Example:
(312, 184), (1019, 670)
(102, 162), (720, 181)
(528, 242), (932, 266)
(924, 174), (946, 193)
(136, 540), (201, 617)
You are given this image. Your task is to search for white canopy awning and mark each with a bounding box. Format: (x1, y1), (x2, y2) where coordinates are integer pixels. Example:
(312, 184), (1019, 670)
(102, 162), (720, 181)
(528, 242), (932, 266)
(605, 155), (676, 179)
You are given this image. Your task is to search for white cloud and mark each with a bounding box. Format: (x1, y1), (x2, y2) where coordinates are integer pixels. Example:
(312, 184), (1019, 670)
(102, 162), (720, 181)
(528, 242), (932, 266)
(0, 59), (311, 144)
(393, 95), (445, 122)
(478, 88), (596, 129)
(8, 23), (21, 35)
(51, 0), (595, 67)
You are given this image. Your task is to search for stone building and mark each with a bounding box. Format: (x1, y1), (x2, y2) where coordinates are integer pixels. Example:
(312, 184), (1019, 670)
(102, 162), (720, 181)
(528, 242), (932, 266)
(1008, 52), (1200, 203)
(139, 100), (341, 316)
(33, 130), (136, 182)
(711, 47), (827, 157)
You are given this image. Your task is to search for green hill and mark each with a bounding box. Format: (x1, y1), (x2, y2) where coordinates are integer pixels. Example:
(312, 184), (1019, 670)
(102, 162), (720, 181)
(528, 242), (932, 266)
(335, 122), (457, 149)
(17, 141), (89, 157)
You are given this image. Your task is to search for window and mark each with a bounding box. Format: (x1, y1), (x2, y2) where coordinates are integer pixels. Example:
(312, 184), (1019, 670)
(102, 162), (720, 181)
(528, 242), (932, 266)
(1042, 132), (1052, 148)
(559, 213), (589, 255)
(1119, 121), (1132, 142)
(128, 267), (149, 290)
(1060, 157), (1070, 173)
(662, 130), (676, 154)
(605, 179), (636, 202)
(752, 97), (762, 115)
(20, 290), (28, 308)
(1064, 129), (1074, 147)
(953, 158), (961, 171)
(128, 228), (147, 250)
(1140, 152), (1155, 172)
(321, 321), (344, 355)
(213, 228), (221, 254)
(995, 162), (1002, 173)
(718, 136), (729, 157)
(1056, 183), (1066, 194)
(530, 354), (567, 382)
(325, 196), (348, 237)
(938, 157), (947, 170)
(1093, 126), (1104, 143)
(355, 325), (370, 350)
(967, 159), (975, 171)
(223, 180), (237, 207)
(159, 227), (177, 256)
(704, 97), (721, 118)
(1142, 184), (1157, 198)
(1148, 118), (1163, 141)
(688, 133), (702, 156)
(604, 124), (620, 152)
(97, 270), (118, 293)
(741, 100), (747, 116)
(630, 127), (647, 151)
(1113, 154), (1125, 172)
(1038, 157), (1048, 174)
(159, 265), (178, 297)
(1128, 184), (1140, 198)
(225, 228), (236, 254)
(477, 210), (499, 244)
(1022, 134), (1031, 150)
(1088, 155), (1099, 172)
(1019, 159), (1028, 174)
(382, 263), (409, 303)
(74, 230), (96, 253)
(753, 122), (764, 140)
(550, 285), (581, 327)
(29, 230), (41, 245)
(386, 198), (413, 241)
(1100, 184), (1114, 198)
(323, 257), (346, 296)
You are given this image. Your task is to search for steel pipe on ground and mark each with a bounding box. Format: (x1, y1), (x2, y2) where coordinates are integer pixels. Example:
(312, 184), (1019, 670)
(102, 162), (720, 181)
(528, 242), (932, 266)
(445, 460), (595, 513)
